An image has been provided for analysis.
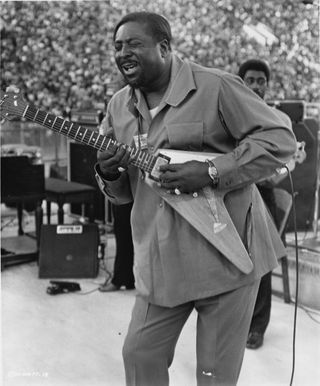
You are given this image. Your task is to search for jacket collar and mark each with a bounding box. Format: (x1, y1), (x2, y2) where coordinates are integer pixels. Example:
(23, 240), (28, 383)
(126, 54), (197, 117)
(164, 54), (197, 107)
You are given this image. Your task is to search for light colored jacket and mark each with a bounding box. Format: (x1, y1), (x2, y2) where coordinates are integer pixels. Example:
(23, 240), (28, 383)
(96, 54), (296, 307)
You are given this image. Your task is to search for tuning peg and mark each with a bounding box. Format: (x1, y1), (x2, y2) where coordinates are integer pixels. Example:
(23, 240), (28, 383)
(6, 85), (20, 93)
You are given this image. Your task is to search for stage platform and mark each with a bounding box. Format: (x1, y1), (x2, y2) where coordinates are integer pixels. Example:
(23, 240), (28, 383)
(1, 239), (319, 386)
(1, 202), (320, 385)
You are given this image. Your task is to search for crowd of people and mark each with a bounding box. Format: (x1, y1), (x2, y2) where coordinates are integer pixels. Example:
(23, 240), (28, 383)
(1, 0), (318, 116)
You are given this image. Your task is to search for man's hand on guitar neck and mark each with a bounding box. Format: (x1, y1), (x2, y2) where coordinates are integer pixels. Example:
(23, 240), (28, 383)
(97, 145), (131, 181)
(159, 160), (214, 195)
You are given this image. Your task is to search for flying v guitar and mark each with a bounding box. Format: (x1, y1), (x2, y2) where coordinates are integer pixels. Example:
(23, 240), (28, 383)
(0, 90), (253, 274)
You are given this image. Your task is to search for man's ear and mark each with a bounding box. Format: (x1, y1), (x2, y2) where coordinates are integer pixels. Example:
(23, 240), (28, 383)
(159, 39), (170, 58)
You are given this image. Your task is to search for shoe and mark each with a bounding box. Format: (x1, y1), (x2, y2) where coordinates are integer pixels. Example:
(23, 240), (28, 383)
(99, 283), (120, 292)
(98, 282), (135, 292)
(246, 331), (264, 349)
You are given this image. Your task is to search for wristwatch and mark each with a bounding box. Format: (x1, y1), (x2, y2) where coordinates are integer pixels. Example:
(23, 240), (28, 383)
(205, 159), (219, 188)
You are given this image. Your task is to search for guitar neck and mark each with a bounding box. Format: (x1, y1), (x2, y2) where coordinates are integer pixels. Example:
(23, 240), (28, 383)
(23, 104), (158, 174)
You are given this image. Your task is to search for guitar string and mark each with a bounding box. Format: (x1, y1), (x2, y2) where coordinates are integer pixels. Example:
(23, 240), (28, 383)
(3, 100), (221, 217)
(3, 102), (156, 174)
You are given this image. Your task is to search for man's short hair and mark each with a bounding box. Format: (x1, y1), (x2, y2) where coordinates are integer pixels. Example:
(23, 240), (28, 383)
(238, 59), (271, 82)
(113, 12), (172, 50)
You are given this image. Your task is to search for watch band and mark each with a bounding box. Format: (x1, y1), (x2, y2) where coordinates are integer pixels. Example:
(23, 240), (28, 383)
(205, 159), (219, 188)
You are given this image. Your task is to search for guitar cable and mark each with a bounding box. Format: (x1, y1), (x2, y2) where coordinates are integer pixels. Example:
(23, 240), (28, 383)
(285, 166), (299, 386)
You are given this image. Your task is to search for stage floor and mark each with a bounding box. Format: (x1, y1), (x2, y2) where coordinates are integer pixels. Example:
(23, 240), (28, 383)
(1, 258), (320, 386)
(1, 203), (320, 385)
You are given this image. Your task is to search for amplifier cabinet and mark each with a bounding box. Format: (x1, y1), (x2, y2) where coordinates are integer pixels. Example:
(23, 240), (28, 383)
(69, 142), (105, 222)
(39, 224), (99, 278)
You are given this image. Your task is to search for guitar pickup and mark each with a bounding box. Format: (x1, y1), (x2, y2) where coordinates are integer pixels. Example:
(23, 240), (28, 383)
(149, 153), (171, 181)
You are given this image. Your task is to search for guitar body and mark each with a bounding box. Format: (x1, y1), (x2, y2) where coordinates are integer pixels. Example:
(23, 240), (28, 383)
(147, 149), (254, 274)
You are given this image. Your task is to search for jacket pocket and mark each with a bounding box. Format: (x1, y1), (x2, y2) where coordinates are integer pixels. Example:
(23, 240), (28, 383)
(166, 122), (204, 150)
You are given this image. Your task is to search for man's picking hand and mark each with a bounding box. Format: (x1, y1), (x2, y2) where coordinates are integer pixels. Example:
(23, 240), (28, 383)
(158, 160), (211, 195)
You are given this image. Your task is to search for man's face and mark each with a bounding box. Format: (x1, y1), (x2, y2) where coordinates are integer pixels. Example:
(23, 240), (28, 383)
(114, 21), (167, 91)
(243, 70), (268, 99)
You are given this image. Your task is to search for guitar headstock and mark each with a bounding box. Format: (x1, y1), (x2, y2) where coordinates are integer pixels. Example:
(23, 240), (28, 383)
(0, 89), (28, 121)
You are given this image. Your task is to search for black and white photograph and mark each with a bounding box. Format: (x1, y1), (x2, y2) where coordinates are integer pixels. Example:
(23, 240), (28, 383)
(1, 1), (319, 385)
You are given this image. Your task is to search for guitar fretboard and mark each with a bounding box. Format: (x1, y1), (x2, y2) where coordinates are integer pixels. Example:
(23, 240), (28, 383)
(23, 104), (158, 174)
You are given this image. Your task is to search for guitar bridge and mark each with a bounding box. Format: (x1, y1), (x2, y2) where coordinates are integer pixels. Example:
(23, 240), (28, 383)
(149, 153), (171, 181)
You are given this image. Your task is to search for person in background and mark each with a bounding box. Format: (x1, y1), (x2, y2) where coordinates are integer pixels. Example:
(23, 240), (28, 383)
(238, 59), (301, 349)
(95, 12), (296, 385)
(99, 201), (135, 291)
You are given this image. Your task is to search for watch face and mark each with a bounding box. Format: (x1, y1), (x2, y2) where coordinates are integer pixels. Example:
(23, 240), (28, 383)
(206, 159), (219, 186)
(209, 166), (217, 178)
(208, 166), (219, 187)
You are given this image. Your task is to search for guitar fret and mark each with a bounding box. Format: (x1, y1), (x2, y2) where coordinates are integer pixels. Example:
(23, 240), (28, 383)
(88, 131), (95, 144)
(82, 128), (88, 142)
(149, 157), (157, 170)
(36, 110), (47, 124)
(140, 152), (148, 167)
(53, 117), (64, 132)
(144, 157), (151, 170)
(67, 122), (73, 136)
(74, 125), (81, 139)
(43, 113), (48, 124)
(33, 109), (39, 121)
(144, 153), (151, 164)
(70, 123), (80, 138)
(22, 105), (28, 118)
(24, 105), (35, 120)
(44, 113), (55, 127)
(130, 148), (137, 158)
(105, 138), (113, 151)
(133, 148), (139, 158)
(99, 136), (105, 151)
(76, 127), (84, 140)
(61, 120), (69, 134)
(91, 133), (99, 146)
(96, 134), (105, 150)
(92, 133), (99, 147)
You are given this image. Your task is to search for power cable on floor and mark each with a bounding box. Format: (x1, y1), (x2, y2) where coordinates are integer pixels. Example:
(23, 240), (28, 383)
(75, 288), (100, 295)
(286, 168), (299, 386)
(297, 304), (320, 324)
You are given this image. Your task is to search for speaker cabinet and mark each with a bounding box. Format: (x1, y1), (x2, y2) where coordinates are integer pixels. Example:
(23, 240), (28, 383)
(69, 142), (105, 222)
(275, 100), (305, 123)
(39, 224), (99, 278)
(278, 118), (319, 231)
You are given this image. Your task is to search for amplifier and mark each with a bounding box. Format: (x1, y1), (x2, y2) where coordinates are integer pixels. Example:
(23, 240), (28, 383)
(267, 100), (305, 123)
(70, 109), (101, 127)
(39, 224), (99, 278)
(69, 142), (106, 222)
